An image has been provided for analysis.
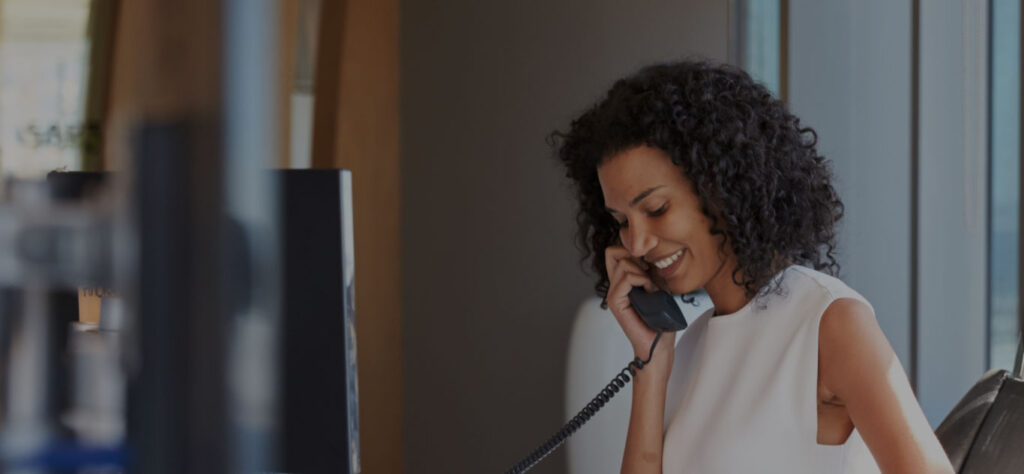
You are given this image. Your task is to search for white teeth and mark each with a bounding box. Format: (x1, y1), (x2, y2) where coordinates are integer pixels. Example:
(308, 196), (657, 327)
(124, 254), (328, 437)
(653, 249), (684, 269)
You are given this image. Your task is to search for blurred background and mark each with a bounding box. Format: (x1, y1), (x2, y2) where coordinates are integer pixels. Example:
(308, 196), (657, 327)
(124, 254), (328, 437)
(0, 0), (1018, 473)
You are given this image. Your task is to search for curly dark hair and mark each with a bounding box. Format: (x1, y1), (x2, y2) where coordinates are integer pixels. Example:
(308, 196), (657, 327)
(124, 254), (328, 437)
(551, 60), (843, 307)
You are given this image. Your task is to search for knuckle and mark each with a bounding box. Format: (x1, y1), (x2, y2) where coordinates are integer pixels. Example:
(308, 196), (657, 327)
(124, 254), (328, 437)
(628, 273), (651, 285)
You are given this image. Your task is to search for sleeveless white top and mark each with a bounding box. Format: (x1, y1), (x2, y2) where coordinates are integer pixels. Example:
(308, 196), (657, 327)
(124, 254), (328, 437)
(661, 265), (882, 473)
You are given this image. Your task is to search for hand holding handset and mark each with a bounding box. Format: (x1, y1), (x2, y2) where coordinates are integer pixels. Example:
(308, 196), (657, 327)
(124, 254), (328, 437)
(505, 286), (700, 474)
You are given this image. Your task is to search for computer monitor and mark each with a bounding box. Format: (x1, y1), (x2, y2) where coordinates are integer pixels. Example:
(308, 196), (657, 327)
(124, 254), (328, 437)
(275, 169), (360, 473)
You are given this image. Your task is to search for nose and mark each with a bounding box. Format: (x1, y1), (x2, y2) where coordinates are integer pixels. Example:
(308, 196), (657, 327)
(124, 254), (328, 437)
(622, 219), (657, 259)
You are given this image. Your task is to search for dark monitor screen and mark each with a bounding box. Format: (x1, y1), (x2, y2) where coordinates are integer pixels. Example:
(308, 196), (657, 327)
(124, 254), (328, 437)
(276, 169), (360, 473)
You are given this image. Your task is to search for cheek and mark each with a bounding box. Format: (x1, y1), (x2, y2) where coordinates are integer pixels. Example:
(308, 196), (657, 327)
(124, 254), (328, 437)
(664, 211), (701, 244)
(675, 221), (719, 261)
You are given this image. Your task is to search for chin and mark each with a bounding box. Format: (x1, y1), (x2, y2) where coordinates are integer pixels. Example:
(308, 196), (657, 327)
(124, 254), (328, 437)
(661, 276), (692, 295)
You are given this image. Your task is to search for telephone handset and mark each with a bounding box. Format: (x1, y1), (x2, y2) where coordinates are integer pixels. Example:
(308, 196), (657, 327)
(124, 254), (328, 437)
(628, 286), (689, 332)
(505, 287), (701, 474)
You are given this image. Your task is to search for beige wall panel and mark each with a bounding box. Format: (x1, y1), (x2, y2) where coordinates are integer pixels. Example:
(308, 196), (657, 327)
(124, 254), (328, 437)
(336, 1), (401, 472)
(105, 0), (221, 171)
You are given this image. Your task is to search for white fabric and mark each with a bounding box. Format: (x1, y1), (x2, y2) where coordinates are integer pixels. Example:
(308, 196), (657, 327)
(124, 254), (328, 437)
(565, 293), (713, 473)
(662, 265), (882, 473)
(564, 297), (635, 473)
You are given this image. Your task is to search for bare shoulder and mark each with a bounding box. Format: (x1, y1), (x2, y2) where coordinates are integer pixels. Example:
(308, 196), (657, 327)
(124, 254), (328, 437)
(818, 297), (888, 373)
(817, 297), (955, 473)
(816, 297), (892, 411)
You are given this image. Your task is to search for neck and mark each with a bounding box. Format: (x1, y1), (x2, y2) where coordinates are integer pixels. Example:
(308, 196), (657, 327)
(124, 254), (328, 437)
(704, 259), (752, 316)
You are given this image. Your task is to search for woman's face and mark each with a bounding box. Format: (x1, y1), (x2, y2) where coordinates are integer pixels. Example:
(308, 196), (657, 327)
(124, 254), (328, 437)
(597, 145), (735, 294)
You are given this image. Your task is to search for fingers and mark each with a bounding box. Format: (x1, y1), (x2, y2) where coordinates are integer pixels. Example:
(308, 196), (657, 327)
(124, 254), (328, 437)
(607, 271), (659, 339)
(610, 266), (657, 298)
(603, 246), (661, 356)
(604, 246), (625, 280)
(605, 245), (654, 293)
(605, 245), (650, 276)
(611, 258), (655, 293)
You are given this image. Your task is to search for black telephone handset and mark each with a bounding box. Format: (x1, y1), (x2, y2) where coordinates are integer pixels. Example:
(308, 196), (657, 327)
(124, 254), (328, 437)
(505, 288), (697, 474)
(628, 286), (689, 332)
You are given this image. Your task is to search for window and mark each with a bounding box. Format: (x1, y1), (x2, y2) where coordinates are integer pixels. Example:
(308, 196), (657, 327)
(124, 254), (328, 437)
(730, 0), (783, 99)
(0, 0), (93, 181)
(988, 0), (1020, 372)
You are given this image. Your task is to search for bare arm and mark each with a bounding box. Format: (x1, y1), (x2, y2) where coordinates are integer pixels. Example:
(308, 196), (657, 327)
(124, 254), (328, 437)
(819, 298), (955, 474)
(603, 245), (674, 473)
(620, 349), (671, 474)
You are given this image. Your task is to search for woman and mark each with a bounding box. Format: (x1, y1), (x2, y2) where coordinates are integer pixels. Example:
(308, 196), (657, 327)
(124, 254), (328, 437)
(552, 61), (954, 473)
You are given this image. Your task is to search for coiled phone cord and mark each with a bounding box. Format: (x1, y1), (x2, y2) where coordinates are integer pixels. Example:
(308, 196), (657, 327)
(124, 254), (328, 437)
(504, 330), (665, 474)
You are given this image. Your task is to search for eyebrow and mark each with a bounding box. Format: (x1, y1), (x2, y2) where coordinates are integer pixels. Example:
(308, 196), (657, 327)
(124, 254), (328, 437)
(605, 186), (665, 214)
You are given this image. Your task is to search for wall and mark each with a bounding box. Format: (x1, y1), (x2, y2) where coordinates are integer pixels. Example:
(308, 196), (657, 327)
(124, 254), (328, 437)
(400, 1), (727, 472)
(788, 0), (990, 426)
(916, 0), (989, 426)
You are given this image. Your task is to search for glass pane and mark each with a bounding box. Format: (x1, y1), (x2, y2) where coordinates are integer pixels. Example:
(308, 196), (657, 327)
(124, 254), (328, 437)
(0, 0), (92, 180)
(989, 0), (1020, 371)
(742, 0), (781, 97)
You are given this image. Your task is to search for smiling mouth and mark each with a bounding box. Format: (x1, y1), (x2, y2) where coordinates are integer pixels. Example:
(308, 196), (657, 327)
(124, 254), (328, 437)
(652, 249), (686, 279)
(652, 249), (684, 269)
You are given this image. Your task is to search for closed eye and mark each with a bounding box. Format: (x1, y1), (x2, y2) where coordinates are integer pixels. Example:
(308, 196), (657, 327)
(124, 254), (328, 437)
(615, 204), (668, 228)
